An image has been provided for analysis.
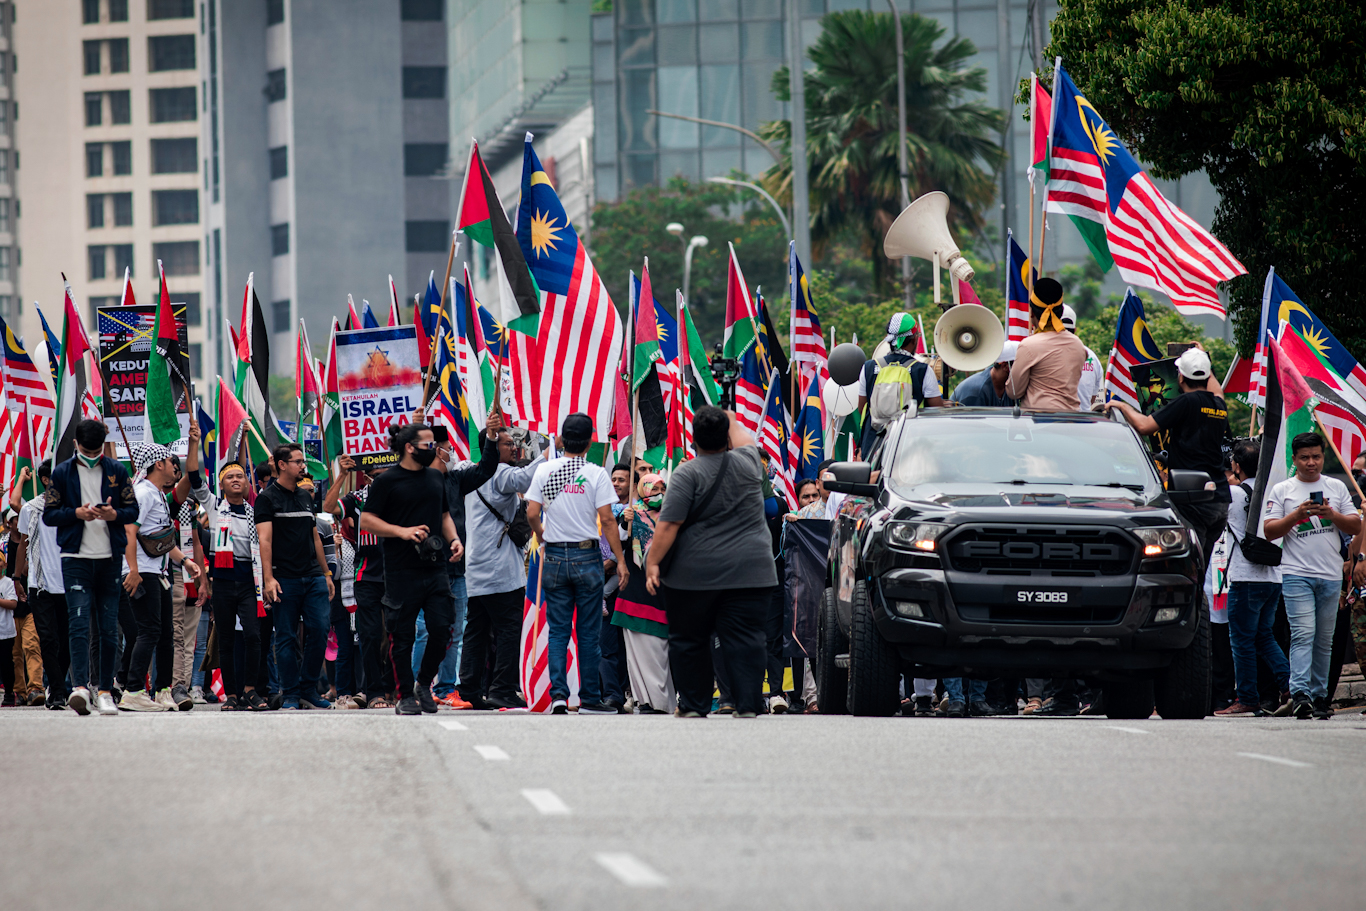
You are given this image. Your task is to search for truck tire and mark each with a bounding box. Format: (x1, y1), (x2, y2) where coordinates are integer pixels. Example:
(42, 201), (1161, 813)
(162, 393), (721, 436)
(1103, 680), (1155, 719)
(816, 587), (849, 715)
(1154, 609), (1211, 719)
(846, 581), (901, 716)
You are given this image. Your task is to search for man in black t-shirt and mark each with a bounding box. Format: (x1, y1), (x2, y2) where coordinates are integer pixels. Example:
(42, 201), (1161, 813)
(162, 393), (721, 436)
(1107, 346), (1231, 564)
(255, 443), (335, 710)
(327, 455), (392, 707)
(360, 423), (463, 716)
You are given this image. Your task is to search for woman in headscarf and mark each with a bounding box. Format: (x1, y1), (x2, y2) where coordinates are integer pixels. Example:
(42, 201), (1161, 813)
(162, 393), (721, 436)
(611, 473), (674, 714)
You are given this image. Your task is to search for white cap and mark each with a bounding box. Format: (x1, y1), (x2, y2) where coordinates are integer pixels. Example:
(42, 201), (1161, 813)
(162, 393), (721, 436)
(997, 341), (1019, 364)
(1175, 347), (1212, 380)
(1060, 304), (1077, 329)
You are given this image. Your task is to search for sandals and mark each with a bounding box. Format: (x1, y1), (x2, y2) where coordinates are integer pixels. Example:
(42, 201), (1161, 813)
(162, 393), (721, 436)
(368, 697), (395, 710)
(245, 690), (269, 711)
(1021, 696), (1043, 715)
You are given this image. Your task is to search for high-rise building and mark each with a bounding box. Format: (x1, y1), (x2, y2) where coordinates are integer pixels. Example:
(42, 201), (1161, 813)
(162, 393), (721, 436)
(16, 0), (204, 375)
(205, 0), (452, 377)
(0, 3), (17, 328)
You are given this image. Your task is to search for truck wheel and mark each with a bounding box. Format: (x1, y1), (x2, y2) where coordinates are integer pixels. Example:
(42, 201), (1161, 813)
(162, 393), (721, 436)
(1103, 680), (1154, 719)
(846, 580), (900, 717)
(1154, 609), (1211, 719)
(816, 587), (849, 715)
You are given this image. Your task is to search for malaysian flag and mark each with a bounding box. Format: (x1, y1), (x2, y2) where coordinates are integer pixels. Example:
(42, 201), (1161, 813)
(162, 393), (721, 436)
(519, 542), (580, 713)
(789, 242), (826, 367)
(760, 368), (796, 507)
(1005, 231), (1034, 342)
(518, 136), (622, 439)
(1252, 268), (1366, 409)
(2, 317), (56, 462)
(1102, 289), (1162, 408)
(1273, 321), (1366, 469)
(1046, 63), (1244, 317)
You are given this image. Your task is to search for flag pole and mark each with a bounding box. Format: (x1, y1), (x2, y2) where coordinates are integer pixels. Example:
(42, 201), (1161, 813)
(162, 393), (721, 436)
(629, 267), (640, 467)
(1315, 412), (1365, 502)
(1037, 58), (1061, 281)
(1026, 74), (1037, 296)
(421, 228), (459, 408)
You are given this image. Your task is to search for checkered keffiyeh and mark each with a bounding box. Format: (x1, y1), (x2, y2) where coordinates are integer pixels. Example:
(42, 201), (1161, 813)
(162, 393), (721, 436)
(133, 443), (174, 474)
(542, 456), (587, 507)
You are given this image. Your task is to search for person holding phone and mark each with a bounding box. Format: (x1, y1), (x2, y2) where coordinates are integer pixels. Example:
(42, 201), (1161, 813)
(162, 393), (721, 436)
(1263, 431), (1362, 719)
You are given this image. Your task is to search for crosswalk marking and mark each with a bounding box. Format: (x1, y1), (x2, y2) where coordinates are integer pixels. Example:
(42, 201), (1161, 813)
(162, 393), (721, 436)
(437, 720), (467, 731)
(473, 745), (509, 761)
(594, 852), (667, 887)
(1236, 752), (1312, 769)
(521, 789), (570, 815)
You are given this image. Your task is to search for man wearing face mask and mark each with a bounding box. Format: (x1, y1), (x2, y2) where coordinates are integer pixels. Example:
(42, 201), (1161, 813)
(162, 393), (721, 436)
(413, 410), (503, 709)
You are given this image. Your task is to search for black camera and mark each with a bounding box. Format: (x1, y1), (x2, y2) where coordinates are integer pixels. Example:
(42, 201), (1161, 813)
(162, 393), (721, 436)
(415, 533), (447, 563)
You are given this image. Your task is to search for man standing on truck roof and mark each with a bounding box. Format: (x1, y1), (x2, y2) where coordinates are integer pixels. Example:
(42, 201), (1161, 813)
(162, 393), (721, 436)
(1005, 278), (1087, 412)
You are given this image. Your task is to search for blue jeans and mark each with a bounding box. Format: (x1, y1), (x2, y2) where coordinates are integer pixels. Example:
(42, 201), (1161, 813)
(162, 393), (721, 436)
(413, 576), (467, 696)
(1228, 582), (1289, 705)
(542, 545), (603, 704)
(192, 606), (211, 689)
(1282, 574), (1340, 698)
(943, 678), (986, 703)
(62, 556), (122, 692)
(272, 576), (331, 700)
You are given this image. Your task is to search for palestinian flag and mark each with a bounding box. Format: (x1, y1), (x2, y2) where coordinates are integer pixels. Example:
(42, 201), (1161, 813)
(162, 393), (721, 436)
(345, 294), (361, 331)
(53, 278), (93, 464)
(146, 261), (186, 445)
(1247, 335), (1313, 527)
(216, 376), (249, 466)
(295, 318), (324, 475)
(722, 242), (757, 360)
(387, 274), (401, 328)
(456, 139), (540, 335)
(234, 274), (282, 456)
(322, 317), (343, 467)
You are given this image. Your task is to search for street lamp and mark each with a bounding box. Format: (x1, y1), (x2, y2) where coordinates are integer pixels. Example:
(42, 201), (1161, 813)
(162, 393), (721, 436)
(887, 0), (914, 310)
(706, 176), (792, 241)
(666, 222), (709, 303)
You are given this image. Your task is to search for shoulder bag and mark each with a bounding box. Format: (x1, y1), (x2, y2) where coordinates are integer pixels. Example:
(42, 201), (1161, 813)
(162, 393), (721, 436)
(656, 452), (731, 576)
(474, 488), (532, 550)
(1227, 481), (1282, 567)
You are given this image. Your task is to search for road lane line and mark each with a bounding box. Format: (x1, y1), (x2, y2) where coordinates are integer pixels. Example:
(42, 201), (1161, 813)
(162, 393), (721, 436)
(437, 720), (468, 731)
(1103, 726), (1152, 735)
(594, 852), (667, 887)
(521, 789), (570, 815)
(1237, 752), (1312, 768)
(473, 745), (509, 760)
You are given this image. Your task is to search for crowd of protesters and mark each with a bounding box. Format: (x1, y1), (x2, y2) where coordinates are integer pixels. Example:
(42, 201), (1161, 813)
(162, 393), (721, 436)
(4, 291), (1366, 718)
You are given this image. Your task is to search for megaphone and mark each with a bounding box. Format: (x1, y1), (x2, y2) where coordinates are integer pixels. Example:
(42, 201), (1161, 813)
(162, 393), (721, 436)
(884, 191), (974, 308)
(934, 303), (1005, 373)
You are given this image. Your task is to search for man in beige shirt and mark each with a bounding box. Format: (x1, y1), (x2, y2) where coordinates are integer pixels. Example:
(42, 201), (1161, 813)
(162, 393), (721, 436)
(1005, 278), (1086, 411)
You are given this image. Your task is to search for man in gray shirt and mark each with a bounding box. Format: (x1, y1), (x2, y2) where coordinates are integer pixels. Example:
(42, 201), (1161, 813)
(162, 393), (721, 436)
(460, 423), (539, 709)
(645, 406), (777, 717)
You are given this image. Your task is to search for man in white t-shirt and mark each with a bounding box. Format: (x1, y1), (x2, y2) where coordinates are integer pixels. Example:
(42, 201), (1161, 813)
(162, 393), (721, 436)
(1215, 439), (1289, 716)
(526, 413), (627, 715)
(1060, 305), (1104, 409)
(1263, 431), (1361, 719)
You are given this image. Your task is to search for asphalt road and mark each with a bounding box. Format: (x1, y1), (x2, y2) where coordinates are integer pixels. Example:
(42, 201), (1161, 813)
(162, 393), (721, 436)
(2, 706), (1363, 911)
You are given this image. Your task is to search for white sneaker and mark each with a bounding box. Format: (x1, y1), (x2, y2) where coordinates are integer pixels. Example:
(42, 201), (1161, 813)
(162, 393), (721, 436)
(118, 690), (165, 712)
(768, 694), (789, 715)
(550, 699), (568, 715)
(95, 691), (118, 715)
(155, 688), (178, 710)
(189, 685), (207, 704)
(68, 686), (92, 716)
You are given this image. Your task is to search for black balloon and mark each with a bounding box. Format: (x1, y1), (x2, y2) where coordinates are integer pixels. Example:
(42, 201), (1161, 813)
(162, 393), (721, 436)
(828, 343), (867, 387)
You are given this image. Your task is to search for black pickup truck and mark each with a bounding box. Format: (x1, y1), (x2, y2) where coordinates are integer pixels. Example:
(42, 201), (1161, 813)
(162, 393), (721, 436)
(819, 407), (1214, 719)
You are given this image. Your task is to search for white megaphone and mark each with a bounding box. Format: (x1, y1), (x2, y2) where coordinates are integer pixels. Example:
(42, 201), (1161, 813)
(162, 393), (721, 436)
(884, 191), (975, 309)
(934, 303), (1005, 374)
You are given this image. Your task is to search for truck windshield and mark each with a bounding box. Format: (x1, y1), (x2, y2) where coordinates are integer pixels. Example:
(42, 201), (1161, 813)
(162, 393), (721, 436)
(887, 416), (1162, 494)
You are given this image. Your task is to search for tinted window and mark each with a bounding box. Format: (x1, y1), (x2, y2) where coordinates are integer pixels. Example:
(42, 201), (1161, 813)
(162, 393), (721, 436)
(151, 137), (196, 173)
(273, 300), (291, 333)
(405, 220), (448, 252)
(150, 87), (196, 122)
(149, 34), (196, 71)
(113, 243), (135, 277)
(269, 145), (287, 179)
(147, 0), (194, 19)
(265, 68), (286, 103)
(153, 240), (198, 276)
(112, 140), (132, 174)
(84, 40), (102, 76)
(109, 38), (129, 72)
(109, 0), (128, 21)
(403, 142), (448, 177)
(86, 142), (104, 177)
(85, 92), (102, 127)
(400, 0), (442, 20)
(112, 192), (133, 226)
(87, 193), (105, 229)
(109, 90), (131, 124)
(180, 292), (201, 325)
(402, 66), (445, 99)
(89, 246), (107, 281)
(153, 189), (199, 225)
(266, 0), (284, 25)
(271, 223), (289, 256)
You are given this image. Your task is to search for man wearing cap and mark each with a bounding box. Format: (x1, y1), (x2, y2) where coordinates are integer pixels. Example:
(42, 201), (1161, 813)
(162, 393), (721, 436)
(856, 313), (944, 453)
(950, 342), (1018, 407)
(1107, 346), (1231, 561)
(526, 413), (628, 715)
(1060, 304), (1105, 409)
(1006, 278), (1087, 411)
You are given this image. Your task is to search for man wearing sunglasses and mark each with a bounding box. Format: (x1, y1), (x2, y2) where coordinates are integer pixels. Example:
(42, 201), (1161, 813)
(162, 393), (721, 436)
(256, 443), (335, 710)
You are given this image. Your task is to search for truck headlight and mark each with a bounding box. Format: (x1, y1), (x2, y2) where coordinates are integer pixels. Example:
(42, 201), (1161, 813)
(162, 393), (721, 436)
(886, 522), (950, 553)
(1133, 526), (1188, 558)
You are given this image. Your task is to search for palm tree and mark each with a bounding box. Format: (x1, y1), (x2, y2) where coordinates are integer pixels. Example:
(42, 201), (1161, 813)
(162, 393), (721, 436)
(761, 10), (1003, 295)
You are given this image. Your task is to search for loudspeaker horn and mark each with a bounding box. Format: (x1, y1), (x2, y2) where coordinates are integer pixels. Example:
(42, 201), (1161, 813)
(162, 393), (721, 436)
(883, 191), (975, 286)
(933, 303), (1005, 374)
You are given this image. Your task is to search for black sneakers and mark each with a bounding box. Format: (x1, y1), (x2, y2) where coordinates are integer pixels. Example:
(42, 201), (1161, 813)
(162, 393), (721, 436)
(1291, 692), (1314, 719)
(939, 699), (967, 718)
(415, 688), (438, 714)
(395, 696), (423, 715)
(1312, 696), (1332, 720)
(579, 702), (619, 715)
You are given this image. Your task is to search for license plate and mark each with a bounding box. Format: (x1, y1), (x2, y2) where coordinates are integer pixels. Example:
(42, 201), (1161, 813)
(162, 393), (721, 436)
(1010, 588), (1079, 605)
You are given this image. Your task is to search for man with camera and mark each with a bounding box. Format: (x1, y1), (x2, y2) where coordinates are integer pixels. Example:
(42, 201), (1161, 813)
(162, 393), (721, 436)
(1263, 431), (1361, 719)
(359, 423), (463, 716)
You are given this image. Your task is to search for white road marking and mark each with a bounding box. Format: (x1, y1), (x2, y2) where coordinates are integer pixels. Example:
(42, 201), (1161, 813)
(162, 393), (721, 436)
(473, 745), (509, 761)
(1237, 752), (1312, 769)
(594, 852), (667, 888)
(1103, 726), (1152, 735)
(520, 788), (570, 815)
(437, 720), (467, 731)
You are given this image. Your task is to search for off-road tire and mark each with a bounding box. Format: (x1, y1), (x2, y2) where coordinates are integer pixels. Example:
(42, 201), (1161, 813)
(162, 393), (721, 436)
(845, 581), (901, 717)
(1154, 609), (1211, 719)
(1103, 679), (1155, 719)
(816, 587), (849, 715)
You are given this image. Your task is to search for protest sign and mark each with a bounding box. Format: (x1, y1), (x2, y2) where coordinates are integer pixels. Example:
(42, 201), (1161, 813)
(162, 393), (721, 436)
(336, 325), (422, 469)
(98, 304), (191, 455)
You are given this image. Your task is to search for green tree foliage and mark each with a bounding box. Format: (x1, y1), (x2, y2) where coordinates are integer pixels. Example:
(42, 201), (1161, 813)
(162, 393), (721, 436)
(1042, 0), (1366, 358)
(588, 178), (787, 344)
(759, 10), (1004, 296)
